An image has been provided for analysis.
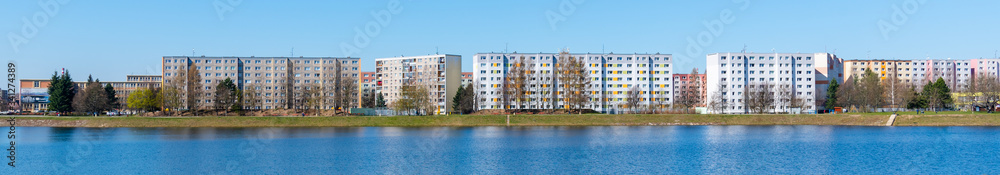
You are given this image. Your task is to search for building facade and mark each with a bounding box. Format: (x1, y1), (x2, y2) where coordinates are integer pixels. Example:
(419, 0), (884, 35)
(844, 59), (989, 90)
(375, 54), (462, 114)
(461, 72), (473, 87)
(706, 52), (843, 114)
(18, 75), (162, 112)
(162, 56), (359, 110)
(473, 52), (674, 113)
(672, 72), (707, 107)
(358, 71), (377, 108)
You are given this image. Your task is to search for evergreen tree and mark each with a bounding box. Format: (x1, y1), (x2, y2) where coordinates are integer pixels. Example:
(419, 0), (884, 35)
(47, 71), (76, 113)
(105, 83), (118, 110)
(451, 85), (465, 113)
(214, 78), (237, 111)
(825, 78), (839, 110)
(376, 93), (386, 108)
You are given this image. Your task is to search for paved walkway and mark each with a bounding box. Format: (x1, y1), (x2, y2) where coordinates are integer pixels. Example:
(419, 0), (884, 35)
(886, 114), (898, 126)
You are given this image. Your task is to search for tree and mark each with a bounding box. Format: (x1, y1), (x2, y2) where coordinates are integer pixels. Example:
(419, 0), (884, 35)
(505, 56), (531, 111)
(676, 68), (703, 113)
(186, 63), (204, 111)
(337, 76), (358, 112)
(825, 78), (839, 110)
(922, 78), (953, 111)
(837, 78), (858, 112)
(455, 83), (478, 114)
(362, 90), (377, 108)
(451, 85), (465, 114)
(393, 84), (431, 115)
(859, 69), (884, 112)
(376, 93), (387, 108)
(972, 73), (1000, 112)
(555, 50), (591, 114)
(127, 88), (162, 112)
(906, 86), (927, 109)
(47, 71), (76, 113)
(104, 83), (118, 111)
(883, 75), (914, 111)
(73, 78), (110, 115)
(709, 82), (728, 114)
(303, 84), (323, 115)
(747, 81), (775, 114)
(214, 78), (237, 112)
(243, 86), (261, 111)
(624, 85), (643, 114)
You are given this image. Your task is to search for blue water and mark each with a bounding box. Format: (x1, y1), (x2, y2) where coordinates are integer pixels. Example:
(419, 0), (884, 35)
(4, 126), (1000, 174)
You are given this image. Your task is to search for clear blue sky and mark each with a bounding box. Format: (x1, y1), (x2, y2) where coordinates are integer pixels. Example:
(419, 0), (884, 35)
(2, 0), (998, 81)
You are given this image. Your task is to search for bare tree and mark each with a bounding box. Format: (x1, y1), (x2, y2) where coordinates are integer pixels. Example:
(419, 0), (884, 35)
(162, 74), (184, 115)
(883, 74), (912, 111)
(185, 63), (204, 111)
(624, 85), (643, 114)
(675, 68), (703, 113)
(859, 70), (884, 112)
(837, 78), (859, 112)
(303, 84), (323, 115)
(972, 73), (1000, 112)
(555, 50), (591, 114)
(243, 86), (261, 111)
(709, 82), (728, 114)
(504, 56), (531, 112)
(337, 75), (358, 112)
(746, 81), (775, 114)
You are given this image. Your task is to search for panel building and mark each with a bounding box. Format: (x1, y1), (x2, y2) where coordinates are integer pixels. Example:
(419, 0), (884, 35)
(375, 54), (462, 114)
(474, 51), (674, 113)
(162, 56), (359, 110)
(844, 59), (987, 90)
(706, 52), (844, 114)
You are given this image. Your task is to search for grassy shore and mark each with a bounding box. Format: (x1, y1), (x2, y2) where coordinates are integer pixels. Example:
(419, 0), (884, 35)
(10, 112), (1000, 127)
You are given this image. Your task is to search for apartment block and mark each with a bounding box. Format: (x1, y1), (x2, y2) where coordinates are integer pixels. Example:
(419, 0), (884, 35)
(706, 52), (844, 114)
(358, 71), (377, 107)
(461, 72), (473, 87)
(474, 52), (673, 113)
(672, 72), (707, 107)
(844, 59), (986, 90)
(375, 54), (462, 114)
(162, 56), (359, 110)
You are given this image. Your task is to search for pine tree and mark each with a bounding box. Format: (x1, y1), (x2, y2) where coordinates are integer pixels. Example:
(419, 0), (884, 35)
(47, 71), (76, 113)
(825, 78), (839, 110)
(451, 85), (464, 113)
(105, 83), (118, 111)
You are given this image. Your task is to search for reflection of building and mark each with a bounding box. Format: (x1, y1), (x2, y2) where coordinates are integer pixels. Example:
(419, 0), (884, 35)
(706, 52), (844, 114)
(474, 52), (674, 113)
(375, 54), (462, 114)
(18, 75), (162, 112)
(162, 56), (360, 110)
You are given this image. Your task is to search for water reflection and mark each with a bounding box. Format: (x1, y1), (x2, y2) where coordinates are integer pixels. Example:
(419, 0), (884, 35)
(11, 126), (1000, 174)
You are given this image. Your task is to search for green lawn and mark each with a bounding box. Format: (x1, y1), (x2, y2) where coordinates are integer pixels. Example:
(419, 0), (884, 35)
(10, 113), (999, 127)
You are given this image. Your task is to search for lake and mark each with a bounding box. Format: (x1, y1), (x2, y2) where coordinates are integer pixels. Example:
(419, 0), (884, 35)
(7, 126), (1000, 174)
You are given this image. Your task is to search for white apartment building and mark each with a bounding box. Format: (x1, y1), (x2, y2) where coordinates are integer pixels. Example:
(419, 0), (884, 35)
(706, 52), (843, 114)
(474, 52), (673, 113)
(162, 56), (360, 110)
(375, 54), (462, 114)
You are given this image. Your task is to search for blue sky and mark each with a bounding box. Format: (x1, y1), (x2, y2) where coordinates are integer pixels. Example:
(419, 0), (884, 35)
(1, 0), (998, 81)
